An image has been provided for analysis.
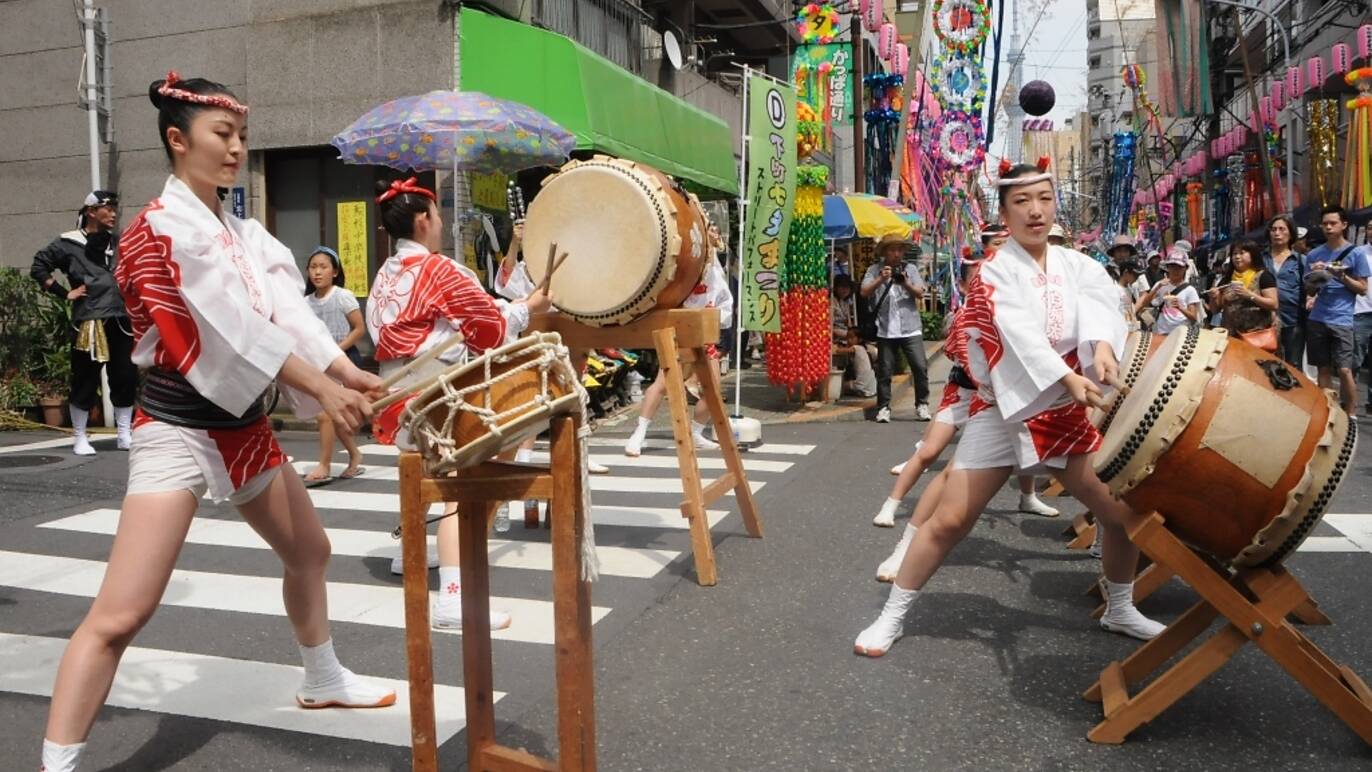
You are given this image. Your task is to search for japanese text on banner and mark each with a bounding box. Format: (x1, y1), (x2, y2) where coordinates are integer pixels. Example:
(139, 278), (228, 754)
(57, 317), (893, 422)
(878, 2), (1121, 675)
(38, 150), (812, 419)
(336, 201), (369, 298)
(742, 73), (797, 333)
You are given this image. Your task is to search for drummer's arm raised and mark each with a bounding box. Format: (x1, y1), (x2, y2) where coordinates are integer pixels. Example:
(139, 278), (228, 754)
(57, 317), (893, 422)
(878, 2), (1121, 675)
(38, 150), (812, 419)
(433, 261), (508, 353)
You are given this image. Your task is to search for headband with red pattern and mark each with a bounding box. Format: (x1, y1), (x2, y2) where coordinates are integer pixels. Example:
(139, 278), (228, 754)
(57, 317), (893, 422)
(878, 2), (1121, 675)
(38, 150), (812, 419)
(376, 177), (437, 204)
(996, 155), (1054, 187)
(157, 70), (248, 115)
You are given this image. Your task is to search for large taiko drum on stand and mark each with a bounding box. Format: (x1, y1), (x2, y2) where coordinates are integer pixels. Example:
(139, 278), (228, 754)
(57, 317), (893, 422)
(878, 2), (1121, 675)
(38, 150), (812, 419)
(1090, 330), (1166, 432)
(1094, 327), (1357, 567)
(522, 156), (709, 327)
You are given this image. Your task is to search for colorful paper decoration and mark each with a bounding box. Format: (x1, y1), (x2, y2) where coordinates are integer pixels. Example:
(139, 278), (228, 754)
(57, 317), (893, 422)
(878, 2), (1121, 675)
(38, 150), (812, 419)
(1310, 98), (1340, 207)
(796, 4), (840, 44)
(933, 0), (990, 53)
(1344, 68), (1372, 209)
(932, 110), (985, 171)
(931, 51), (986, 112)
(766, 165), (830, 389)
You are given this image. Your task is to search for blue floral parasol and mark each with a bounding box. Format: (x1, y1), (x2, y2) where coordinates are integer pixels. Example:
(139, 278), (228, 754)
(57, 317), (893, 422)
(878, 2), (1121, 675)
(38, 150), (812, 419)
(330, 90), (576, 173)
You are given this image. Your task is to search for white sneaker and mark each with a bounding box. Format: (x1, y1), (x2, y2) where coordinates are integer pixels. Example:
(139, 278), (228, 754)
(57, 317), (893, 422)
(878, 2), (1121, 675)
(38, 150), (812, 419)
(588, 460), (610, 475)
(1018, 493), (1060, 518)
(890, 461), (906, 475)
(915, 403), (932, 421)
(876, 406), (892, 423)
(390, 549), (440, 575)
(692, 432), (719, 451)
(431, 594), (512, 631)
(624, 431), (646, 457)
(72, 435), (96, 456)
(1100, 607), (1166, 641)
(297, 668), (397, 709)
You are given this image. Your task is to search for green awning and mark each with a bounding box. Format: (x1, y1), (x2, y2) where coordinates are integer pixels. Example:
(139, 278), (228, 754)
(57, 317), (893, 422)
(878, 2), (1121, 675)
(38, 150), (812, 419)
(460, 8), (738, 196)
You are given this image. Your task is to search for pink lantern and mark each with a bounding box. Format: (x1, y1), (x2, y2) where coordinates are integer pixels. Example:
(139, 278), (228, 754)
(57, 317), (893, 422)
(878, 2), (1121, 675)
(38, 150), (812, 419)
(878, 22), (897, 61)
(1333, 42), (1351, 74)
(1308, 56), (1325, 90)
(1272, 81), (1285, 111)
(893, 43), (910, 76)
(1260, 96), (1273, 123)
(1360, 24), (1372, 60)
(1237, 125), (1248, 145)
(1286, 66), (1304, 97)
(1250, 109), (1261, 131)
(861, 0), (881, 32)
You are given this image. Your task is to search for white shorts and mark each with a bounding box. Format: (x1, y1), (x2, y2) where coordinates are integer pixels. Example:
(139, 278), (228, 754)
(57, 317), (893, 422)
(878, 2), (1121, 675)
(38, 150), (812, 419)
(951, 409), (1068, 475)
(127, 417), (284, 505)
(934, 385), (974, 427)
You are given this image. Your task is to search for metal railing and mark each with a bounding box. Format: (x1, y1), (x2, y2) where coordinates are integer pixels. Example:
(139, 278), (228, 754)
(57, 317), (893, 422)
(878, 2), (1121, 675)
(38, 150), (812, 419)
(533, 0), (645, 73)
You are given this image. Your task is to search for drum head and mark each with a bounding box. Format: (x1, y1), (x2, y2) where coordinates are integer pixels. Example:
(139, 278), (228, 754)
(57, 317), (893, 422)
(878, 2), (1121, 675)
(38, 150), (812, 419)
(1094, 327), (1227, 492)
(524, 161), (672, 323)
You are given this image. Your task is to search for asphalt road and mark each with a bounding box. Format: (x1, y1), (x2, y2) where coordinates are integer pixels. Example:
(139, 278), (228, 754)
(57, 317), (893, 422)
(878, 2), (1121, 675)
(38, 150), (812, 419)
(1, 408), (1370, 770)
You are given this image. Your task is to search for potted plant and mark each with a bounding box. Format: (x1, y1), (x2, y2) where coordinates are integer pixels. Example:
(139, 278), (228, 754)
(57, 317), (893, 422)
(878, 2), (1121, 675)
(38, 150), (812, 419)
(37, 349), (71, 427)
(0, 374), (41, 419)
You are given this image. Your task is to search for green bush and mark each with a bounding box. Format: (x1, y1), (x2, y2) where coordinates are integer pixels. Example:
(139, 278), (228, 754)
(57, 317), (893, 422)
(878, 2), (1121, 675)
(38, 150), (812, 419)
(921, 310), (946, 341)
(0, 267), (71, 400)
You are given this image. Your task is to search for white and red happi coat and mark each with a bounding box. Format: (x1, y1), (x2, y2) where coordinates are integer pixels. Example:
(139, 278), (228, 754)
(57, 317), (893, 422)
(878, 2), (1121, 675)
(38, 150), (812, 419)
(367, 238), (528, 444)
(950, 239), (1125, 464)
(116, 176), (343, 498)
(684, 258), (733, 358)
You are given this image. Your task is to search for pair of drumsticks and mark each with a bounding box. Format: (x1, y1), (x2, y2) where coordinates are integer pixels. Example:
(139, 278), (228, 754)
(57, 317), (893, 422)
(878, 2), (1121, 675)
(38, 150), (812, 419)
(368, 243), (568, 412)
(1086, 373), (1132, 411)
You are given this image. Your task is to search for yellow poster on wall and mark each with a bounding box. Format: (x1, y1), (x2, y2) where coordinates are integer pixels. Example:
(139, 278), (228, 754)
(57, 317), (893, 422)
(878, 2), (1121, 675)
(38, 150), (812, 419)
(470, 172), (509, 213)
(336, 201), (369, 297)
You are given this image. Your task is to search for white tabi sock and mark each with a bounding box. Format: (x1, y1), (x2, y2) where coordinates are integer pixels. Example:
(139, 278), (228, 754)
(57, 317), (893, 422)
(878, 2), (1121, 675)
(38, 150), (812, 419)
(1100, 580), (1166, 640)
(69, 406), (89, 438)
(437, 566), (461, 601)
(854, 584), (920, 656)
(114, 406), (133, 433)
(41, 739), (85, 772)
(298, 638), (345, 688)
(877, 523), (917, 581)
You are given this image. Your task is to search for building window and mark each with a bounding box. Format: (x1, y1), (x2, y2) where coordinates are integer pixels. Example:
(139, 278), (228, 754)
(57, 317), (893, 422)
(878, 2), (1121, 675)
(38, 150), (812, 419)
(897, 1), (921, 10)
(1089, 55), (1101, 69)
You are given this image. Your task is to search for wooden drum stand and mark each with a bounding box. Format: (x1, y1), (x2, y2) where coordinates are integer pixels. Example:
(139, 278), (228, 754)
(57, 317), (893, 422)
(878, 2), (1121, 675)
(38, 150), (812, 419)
(528, 308), (764, 586)
(399, 414), (595, 771)
(1083, 512), (1372, 745)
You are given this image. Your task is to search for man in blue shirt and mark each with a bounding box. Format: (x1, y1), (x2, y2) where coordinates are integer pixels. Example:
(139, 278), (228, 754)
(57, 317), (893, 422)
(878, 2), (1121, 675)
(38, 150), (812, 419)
(1305, 205), (1371, 417)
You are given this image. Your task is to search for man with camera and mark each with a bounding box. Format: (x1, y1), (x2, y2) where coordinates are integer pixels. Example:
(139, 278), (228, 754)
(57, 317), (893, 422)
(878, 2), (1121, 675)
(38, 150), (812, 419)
(1305, 205), (1371, 417)
(861, 233), (929, 422)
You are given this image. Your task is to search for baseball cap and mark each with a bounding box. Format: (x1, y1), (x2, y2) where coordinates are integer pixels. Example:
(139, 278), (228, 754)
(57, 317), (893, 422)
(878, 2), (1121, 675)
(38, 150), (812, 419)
(1173, 239), (1193, 253)
(1161, 249), (1188, 267)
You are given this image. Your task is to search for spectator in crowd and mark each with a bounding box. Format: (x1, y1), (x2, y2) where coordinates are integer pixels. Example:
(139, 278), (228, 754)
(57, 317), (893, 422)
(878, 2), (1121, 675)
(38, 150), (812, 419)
(1047, 223), (1068, 247)
(1106, 234), (1139, 268)
(1205, 240), (1278, 340)
(861, 233), (929, 423)
(1135, 249), (1203, 335)
(1110, 260), (1143, 332)
(1144, 250), (1165, 285)
(1262, 214), (1308, 366)
(1305, 205), (1371, 417)
(1354, 278), (1372, 414)
(30, 190), (138, 455)
(831, 275), (876, 397)
(301, 246), (367, 484)
(1172, 238), (1200, 284)
(1294, 226), (1311, 254)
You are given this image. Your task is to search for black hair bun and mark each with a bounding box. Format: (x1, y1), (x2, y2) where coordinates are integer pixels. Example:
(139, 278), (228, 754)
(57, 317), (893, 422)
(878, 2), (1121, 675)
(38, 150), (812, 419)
(374, 179), (393, 198)
(148, 80), (166, 109)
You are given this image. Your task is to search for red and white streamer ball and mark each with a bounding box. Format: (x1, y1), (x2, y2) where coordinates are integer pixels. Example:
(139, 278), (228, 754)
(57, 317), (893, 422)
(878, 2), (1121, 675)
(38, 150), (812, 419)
(879, 22), (897, 61)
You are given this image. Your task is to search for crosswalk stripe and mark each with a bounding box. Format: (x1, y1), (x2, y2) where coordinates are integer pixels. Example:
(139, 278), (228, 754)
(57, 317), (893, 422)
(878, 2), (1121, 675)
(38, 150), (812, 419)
(304, 452), (794, 475)
(0, 633), (477, 747)
(291, 461), (764, 494)
(0, 551), (610, 645)
(0, 435), (116, 455)
(1321, 515), (1372, 553)
(39, 509), (681, 579)
(358, 440), (817, 457)
(305, 488), (745, 521)
(1297, 536), (1363, 552)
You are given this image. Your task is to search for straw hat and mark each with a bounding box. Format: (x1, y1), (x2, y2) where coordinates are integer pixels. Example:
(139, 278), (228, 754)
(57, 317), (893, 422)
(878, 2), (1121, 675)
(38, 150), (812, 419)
(1047, 223), (1067, 240)
(876, 232), (915, 252)
(1108, 234), (1138, 255)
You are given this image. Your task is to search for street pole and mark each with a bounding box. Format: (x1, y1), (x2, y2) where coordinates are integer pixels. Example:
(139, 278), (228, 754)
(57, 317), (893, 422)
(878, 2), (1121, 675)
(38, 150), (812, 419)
(82, 0), (100, 190)
(851, 15), (865, 193)
(733, 66), (751, 417)
(1207, 0), (1293, 215)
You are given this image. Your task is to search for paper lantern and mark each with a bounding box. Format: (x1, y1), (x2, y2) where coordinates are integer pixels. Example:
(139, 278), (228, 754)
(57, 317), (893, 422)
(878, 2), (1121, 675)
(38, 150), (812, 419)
(861, 0), (881, 31)
(1019, 80), (1056, 116)
(893, 42), (910, 76)
(1287, 66), (1304, 97)
(1333, 42), (1351, 74)
(1309, 56), (1325, 90)
(1272, 81), (1285, 111)
(879, 22), (897, 60)
(1260, 96), (1273, 123)
(1359, 23), (1372, 60)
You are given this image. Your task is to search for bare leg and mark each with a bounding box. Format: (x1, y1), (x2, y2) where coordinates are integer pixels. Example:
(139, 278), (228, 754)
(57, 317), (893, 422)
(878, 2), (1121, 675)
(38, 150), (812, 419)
(873, 422), (956, 528)
(305, 415), (335, 481)
(236, 466), (333, 646)
(1318, 367), (1333, 391)
(1052, 455), (1165, 639)
(45, 490), (199, 744)
(1339, 367), (1357, 415)
(875, 467), (950, 581)
(625, 376), (666, 456)
(338, 424), (363, 477)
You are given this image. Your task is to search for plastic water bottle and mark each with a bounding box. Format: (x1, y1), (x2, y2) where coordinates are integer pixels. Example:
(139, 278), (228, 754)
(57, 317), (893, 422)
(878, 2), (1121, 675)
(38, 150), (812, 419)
(493, 503), (510, 533)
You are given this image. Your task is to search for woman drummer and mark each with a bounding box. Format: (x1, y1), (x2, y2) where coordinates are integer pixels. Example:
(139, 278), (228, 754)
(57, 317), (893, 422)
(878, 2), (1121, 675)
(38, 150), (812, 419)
(853, 160), (1167, 657)
(40, 72), (395, 772)
(366, 177), (552, 631)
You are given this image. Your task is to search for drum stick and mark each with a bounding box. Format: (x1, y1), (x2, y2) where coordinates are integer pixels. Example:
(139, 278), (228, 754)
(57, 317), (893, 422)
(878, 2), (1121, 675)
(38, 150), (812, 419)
(1085, 391), (1112, 411)
(537, 243), (569, 293)
(368, 333), (468, 412)
(1104, 373), (1132, 397)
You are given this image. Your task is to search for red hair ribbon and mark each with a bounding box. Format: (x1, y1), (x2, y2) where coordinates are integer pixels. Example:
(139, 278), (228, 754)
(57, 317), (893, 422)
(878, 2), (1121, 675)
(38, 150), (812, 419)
(998, 158), (1013, 176)
(1035, 155), (1051, 172)
(377, 177), (436, 204)
(157, 70), (249, 115)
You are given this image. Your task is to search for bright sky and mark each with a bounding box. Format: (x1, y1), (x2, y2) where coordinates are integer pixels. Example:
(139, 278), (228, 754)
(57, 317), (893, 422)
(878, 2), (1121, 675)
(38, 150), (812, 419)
(983, 0), (1090, 161)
